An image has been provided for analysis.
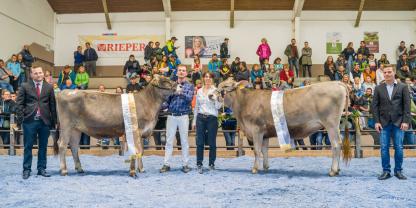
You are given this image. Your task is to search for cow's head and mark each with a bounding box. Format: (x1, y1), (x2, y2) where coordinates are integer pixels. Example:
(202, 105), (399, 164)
(210, 77), (249, 106)
(150, 74), (178, 97)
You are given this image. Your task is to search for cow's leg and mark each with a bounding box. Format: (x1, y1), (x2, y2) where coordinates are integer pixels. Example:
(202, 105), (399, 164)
(137, 138), (145, 173)
(58, 128), (71, 176)
(251, 133), (263, 174)
(262, 137), (270, 172)
(326, 126), (342, 176)
(129, 158), (136, 178)
(69, 130), (83, 174)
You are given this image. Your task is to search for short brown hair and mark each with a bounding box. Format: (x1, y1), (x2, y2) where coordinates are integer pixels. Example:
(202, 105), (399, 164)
(30, 65), (42, 73)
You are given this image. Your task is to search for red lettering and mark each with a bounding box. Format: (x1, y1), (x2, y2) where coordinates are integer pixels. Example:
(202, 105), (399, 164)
(133, 43), (139, 51)
(139, 43), (145, 51)
(126, 43), (132, 51)
(107, 44), (114, 51)
(97, 44), (106, 51)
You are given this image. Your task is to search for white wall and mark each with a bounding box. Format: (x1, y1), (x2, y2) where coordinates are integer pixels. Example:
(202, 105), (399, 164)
(0, 0), (54, 60)
(54, 10), (416, 66)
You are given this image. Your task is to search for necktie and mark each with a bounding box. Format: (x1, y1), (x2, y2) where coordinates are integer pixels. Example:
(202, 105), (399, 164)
(36, 83), (40, 116)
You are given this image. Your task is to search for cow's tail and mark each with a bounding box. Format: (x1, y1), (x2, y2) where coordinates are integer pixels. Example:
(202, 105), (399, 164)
(340, 82), (352, 163)
(53, 122), (60, 155)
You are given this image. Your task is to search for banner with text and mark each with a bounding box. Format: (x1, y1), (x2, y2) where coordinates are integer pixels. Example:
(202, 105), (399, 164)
(185, 36), (226, 58)
(79, 35), (164, 58)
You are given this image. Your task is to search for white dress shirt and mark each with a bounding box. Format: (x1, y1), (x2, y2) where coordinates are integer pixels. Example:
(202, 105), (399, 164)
(193, 86), (222, 125)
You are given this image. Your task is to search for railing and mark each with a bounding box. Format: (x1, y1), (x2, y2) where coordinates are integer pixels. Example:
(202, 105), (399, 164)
(2, 114), (416, 158)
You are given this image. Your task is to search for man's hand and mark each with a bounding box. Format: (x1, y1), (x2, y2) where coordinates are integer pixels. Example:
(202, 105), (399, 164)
(400, 123), (409, 131)
(375, 123), (383, 133)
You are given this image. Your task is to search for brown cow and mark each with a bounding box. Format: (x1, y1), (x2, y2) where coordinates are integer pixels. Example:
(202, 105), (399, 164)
(54, 75), (177, 177)
(213, 78), (351, 176)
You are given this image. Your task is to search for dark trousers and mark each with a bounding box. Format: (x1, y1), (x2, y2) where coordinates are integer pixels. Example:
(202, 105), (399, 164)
(223, 130), (236, 150)
(196, 114), (218, 166)
(294, 139), (307, 150)
(1, 132), (10, 147)
(302, 65), (312, 77)
(80, 133), (90, 149)
(23, 120), (50, 172)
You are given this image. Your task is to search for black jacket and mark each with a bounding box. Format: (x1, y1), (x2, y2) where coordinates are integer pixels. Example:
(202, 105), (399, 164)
(16, 81), (57, 126)
(220, 42), (229, 59)
(372, 82), (411, 127)
(84, 48), (98, 61)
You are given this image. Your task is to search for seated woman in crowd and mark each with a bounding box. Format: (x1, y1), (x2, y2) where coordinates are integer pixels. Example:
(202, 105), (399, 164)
(273, 57), (284, 73)
(324, 56), (336, 81)
(235, 61), (250, 82)
(279, 64), (294, 82)
(377, 53), (390, 68)
(192, 72), (222, 174)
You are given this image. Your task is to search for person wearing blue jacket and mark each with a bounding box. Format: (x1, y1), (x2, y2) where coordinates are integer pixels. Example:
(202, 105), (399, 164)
(74, 46), (84, 72)
(7, 54), (21, 91)
(58, 65), (76, 89)
(221, 107), (237, 150)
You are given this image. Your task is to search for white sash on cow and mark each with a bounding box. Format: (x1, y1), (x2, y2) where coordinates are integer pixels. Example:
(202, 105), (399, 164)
(270, 91), (294, 151)
(121, 93), (140, 157)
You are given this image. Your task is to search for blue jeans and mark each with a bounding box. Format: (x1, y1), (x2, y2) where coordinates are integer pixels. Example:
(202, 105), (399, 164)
(18, 73), (26, 87)
(347, 56), (353, 73)
(403, 127), (415, 149)
(196, 114), (218, 166)
(223, 131), (236, 150)
(80, 133), (90, 149)
(23, 120), (50, 172)
(380, 124), (404, 173)
(288, 58), (299, 77)
(0, 83), (14, 93)
(309, 132), (330, 150)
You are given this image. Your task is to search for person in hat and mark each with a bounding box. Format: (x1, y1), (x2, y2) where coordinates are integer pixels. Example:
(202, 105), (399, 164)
(126, 74), (143, 93)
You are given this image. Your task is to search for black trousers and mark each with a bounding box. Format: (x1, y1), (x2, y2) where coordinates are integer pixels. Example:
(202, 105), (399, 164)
(23, 120), (50, 172)
(196, 114), (218, 166)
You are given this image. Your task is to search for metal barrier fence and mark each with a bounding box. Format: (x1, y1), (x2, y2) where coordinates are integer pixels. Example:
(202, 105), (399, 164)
(1, 114), (416, 158)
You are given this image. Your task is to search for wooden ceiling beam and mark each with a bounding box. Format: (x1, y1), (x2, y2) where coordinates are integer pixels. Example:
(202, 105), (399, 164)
(162, 0), (171, 18)
(230, 0), (235, 28)
(292, 0), (305, 20)
(354, 0), (366, 27)
(101, 0), (111, 30)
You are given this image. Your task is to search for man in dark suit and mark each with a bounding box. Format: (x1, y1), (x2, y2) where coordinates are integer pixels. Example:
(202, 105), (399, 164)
(17, 66), (57, 179)
(372, 65), (411, 180)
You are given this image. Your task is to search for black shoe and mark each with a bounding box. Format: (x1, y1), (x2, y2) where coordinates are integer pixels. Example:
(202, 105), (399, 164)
(22, 170), (30, 180)
(160, 165), (171, 173)
(37, 170), (51, 177)
(197, 165), (203, 174)
(378, 172), (391, 180)
(209, 164), (215, 171)
(181, 165), (191, 173)
(394, 171), (407, 180)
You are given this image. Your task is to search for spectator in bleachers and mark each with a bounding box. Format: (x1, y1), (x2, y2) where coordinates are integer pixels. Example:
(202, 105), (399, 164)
(279, 64), (294, 82)
(193, 72), (222, 173)
(377, 54), (390, 68)
(279, 77), (294, 91)
(208, 53), (221, 85)
(235, 62), (249, 82)
(163, 37), (179, 58)
(19, 45), (34, 80)
(158, 55), (169, 75)
(341, 42), (355, 72)
(16, 54), (27, 83)
(126, 75), (143, 93)
(376, 64), (385, 85)
(153, 41), (163, 62)
(352, 77), (364, 97)
(6, 54), (21, 91)
(284, 39), (299, 77)
(84, 42), (98, 77)
(220, 38), (229, 59)
(301, 41), (312, 77)
(57, 65), (76, 89)
(191, 57), (202, 83)
(167, 54), (181, 81)
(250, 64), (264, 85)
(335, 54), (347, 73)
(0, 60), (14, 93)
(261, 58), (270, 73)
(44, 70), (53, 84)
(256, 38), (272, 65)
(324, 56), (336, 81)
(362, 76), (376, 94)
(362, 65), (376, 83)
(396, 64), (413, 82)
(10, 92), (16, 102)
(60, 79), (77, 90)
(52, 83), (60, 94)
(353, 53), (368, 72)
(396, 53), (411, 72)
(221, 107), (237, 150)
(273, 57), (283, 73)
(123, 54), (141, 81)
(357, 41), (370, 59)
(73, 46), (84, 72)
(408, 44), (416, 70)
(356, 88), (373, 129)
(230, 57), (240, 77)
(264, 64), (279, 89)
(220, 59), (232, 81)
(144, 41), (154, 64)
(0, 90), (17, 148)
(152, 65), (161, 76)
(75, 66), (89, 90)
(367, 54), (377, 71)
(396, 41), (407, 62)
(350, 63), (363, 83)
(335, 65), (347, 81)
(342, 74), (352, 87)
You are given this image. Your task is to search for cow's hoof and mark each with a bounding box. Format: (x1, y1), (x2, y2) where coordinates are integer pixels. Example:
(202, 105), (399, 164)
(129, 171), (137, 178)
(60, 170), (68, 176)
(76, 168), (85, 174)
(251, 168), (258, 174)
(137, 168), (145, 173)
(328, 170), (338, 177)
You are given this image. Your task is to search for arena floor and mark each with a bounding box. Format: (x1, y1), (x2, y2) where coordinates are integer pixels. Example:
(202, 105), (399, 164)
(1, 155), (415, 208)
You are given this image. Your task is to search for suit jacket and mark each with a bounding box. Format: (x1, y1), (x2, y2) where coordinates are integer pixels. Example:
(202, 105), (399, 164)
(16, 80), (57, 127)
(372, 82), (411, 127)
